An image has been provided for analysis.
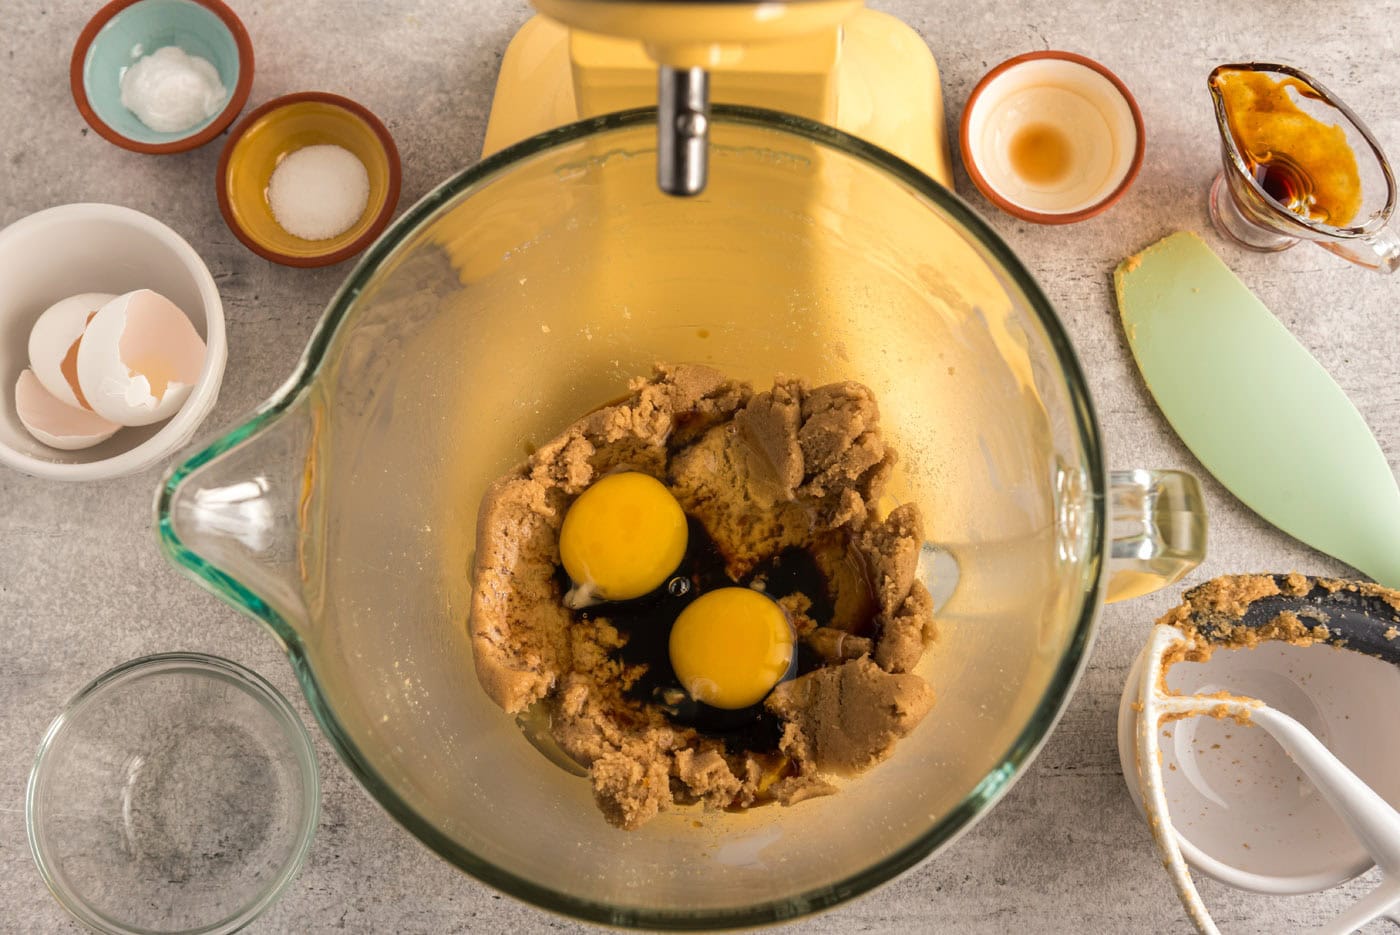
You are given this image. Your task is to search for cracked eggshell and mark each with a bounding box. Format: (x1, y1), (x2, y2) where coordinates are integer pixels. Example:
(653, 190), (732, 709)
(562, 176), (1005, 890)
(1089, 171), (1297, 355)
(75, 289), (207, 427)
(27, 292), (116, 409)
(14, 369), (121, 450)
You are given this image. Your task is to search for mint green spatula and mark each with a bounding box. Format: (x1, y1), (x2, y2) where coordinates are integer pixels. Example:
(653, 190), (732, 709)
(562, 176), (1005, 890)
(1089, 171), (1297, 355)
(1115, 231), (1400, 588)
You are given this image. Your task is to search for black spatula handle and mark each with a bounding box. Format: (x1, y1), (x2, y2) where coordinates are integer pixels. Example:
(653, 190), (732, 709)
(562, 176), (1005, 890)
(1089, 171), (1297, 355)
(1178, 574), (1400, 667)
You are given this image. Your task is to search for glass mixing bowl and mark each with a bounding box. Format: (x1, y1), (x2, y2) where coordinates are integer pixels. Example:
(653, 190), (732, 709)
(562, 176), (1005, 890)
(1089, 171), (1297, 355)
(26, 653), (319, 934)
(157, 106), (1203, 928)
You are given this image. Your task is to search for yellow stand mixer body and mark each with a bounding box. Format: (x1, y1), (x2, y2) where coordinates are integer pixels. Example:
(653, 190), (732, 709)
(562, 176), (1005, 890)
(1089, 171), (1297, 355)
(483, 0), (952, 191)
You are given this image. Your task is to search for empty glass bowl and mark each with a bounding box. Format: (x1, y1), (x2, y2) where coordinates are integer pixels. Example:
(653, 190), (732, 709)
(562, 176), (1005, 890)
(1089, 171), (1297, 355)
(26, 653), (319, 935)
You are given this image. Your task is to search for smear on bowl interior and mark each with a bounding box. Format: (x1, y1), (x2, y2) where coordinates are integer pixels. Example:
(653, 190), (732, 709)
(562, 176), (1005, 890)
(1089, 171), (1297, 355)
(469, 364), (937, 829)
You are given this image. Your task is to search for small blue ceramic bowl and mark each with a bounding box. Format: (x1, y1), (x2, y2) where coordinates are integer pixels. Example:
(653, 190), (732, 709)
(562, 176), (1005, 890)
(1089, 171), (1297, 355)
(71, 0), (254, 154)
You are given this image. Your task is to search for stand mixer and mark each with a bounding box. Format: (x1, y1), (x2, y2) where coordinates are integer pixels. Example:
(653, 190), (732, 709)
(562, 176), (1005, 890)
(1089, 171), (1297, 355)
(482, 0), (952, 194)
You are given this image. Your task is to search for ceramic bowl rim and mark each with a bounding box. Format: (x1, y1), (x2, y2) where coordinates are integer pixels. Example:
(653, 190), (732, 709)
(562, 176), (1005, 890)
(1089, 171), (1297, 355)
(959, 50), (1146, 225)
(69, 0), (255, 155)
(215, 91), (403, 268)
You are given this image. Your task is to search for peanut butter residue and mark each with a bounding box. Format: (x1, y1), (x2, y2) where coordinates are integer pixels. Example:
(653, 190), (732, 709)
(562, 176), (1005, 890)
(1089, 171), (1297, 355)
(1156, 574), (1332, 665)
(1159, 692), (1256, 727)
(1212, 68), (1363, 225)
(1151, 574), (1400, 735)
(1317, 577), (1400, 615)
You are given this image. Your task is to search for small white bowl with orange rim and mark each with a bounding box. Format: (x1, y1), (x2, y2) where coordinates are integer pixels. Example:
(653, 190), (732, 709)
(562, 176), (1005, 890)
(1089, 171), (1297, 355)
(961, 51), (1145, 224)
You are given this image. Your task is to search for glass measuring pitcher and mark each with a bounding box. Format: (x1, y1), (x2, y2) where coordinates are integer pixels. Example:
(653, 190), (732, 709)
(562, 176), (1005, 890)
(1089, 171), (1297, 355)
(157, 107), (1204, 928)
(1207, 63), (1400, 272)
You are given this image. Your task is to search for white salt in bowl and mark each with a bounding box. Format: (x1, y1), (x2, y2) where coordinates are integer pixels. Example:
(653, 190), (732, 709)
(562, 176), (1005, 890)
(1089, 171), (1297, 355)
(217, 92), (402, 267)
(0, 204), (226, 481)
(961, 51), (1145, 224)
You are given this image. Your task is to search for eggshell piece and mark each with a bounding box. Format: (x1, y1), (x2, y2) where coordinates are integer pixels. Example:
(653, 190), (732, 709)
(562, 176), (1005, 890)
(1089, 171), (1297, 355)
(61, 329), (96, 410)
(27, 292), (116, 409)
(75, 289), (206, 427)
(14, 369), (121, 450)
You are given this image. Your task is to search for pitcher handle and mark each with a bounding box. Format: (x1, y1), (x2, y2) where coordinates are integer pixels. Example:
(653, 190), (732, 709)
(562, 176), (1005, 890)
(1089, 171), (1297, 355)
(1104, 469), (1207, 603)
(155, 388), (323, 647)
(1318, 224), (1400, 274)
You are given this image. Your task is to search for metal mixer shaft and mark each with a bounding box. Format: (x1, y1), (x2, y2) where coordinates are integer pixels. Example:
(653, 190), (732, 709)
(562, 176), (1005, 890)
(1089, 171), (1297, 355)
(657, 66), (710, 196)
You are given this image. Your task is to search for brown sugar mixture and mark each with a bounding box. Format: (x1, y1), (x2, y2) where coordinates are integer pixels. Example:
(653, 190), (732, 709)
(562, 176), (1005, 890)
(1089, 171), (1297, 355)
(1211, 68), (1363, 226)
(469, 364), (937, 829)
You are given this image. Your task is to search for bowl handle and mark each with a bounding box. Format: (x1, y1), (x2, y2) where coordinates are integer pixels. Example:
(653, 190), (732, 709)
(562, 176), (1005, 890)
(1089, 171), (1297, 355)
(155, 390), (323, 649)
(1105, 469), (1207, 603)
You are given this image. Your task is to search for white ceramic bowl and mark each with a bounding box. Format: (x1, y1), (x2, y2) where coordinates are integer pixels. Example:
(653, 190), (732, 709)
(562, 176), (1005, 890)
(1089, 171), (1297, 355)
(0, 203), (226, 481)
(961, 51), (1144, 224)
(1117, 638), (1400, 894)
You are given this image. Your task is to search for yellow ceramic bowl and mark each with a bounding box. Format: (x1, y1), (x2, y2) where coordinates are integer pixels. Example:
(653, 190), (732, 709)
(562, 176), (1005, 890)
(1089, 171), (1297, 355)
(217, 92), (401, 267)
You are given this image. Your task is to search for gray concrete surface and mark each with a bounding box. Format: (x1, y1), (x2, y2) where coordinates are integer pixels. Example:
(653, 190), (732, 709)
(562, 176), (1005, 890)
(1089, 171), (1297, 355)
(3, 0), (1399, 931)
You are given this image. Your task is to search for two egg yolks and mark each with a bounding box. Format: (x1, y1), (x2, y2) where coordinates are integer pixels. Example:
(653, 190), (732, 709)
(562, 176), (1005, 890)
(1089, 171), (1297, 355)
(558, 472), (795, 710)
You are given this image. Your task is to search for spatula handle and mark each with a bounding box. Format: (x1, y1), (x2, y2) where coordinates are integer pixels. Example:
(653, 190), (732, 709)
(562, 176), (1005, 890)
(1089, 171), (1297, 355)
(1181, 574), (1400, 667)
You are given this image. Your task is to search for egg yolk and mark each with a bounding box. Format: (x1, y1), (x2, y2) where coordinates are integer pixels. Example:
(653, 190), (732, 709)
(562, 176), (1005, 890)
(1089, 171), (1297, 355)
(559, 472), (689, 604)
(668, 588), (795, 710)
